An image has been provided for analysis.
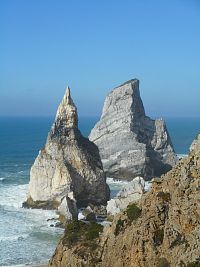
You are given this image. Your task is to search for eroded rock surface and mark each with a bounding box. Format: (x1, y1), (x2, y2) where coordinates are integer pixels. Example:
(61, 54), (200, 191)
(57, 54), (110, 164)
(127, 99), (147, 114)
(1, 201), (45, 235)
(24, 87), (109, 210)
(89, 79), (177, 180)
(49, 134), (200, 267)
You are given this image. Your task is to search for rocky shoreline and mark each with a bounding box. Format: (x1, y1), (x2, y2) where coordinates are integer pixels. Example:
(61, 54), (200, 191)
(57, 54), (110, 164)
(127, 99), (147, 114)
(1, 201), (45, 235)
(49, 134), (200, 267)
(22, 81), (199, 267)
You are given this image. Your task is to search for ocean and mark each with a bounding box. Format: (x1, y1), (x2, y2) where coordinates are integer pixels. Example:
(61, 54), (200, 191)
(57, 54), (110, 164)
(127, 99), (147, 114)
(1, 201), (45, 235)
(0, 116), (199, 266)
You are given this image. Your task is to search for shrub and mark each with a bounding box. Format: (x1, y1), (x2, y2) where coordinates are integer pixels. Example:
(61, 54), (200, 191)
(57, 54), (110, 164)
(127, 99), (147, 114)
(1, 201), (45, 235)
(187, 261), (200, 267)
(63, 220), (103, 247)
(154, 228), (164, 246)
(85, 222), (103, 240)
(114, 219), (125, 236)
(63, 220), (85, 246)
(157, 191), (171, 202)
(126, 203), (142, 222)
(156, 257), (170, 267)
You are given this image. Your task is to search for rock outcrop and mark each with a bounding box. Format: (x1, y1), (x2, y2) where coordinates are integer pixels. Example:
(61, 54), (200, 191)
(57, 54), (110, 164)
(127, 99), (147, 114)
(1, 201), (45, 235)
(57, 192), (78, 222)
(49, 134), (200, 267)
(190, 134), (200, 152)
(107, 176), (145, 216)
(89, 79), (177, 180)
(24, 87), (109, 211)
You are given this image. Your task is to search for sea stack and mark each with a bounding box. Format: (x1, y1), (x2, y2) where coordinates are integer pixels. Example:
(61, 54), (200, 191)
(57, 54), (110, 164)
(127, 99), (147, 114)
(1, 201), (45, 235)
(89, 79), (177, 180)
(24, 87), (109, 210)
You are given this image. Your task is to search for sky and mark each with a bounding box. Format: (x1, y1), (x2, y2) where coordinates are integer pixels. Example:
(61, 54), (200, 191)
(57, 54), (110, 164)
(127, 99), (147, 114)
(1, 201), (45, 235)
(0, 0), (200, 118)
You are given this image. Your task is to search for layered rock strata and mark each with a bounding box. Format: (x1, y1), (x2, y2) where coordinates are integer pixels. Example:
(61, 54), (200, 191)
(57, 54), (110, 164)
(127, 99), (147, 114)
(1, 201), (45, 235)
(24, 87), (109, 210)
(89, 79), (177, 180)
(49, 134), (200, 267)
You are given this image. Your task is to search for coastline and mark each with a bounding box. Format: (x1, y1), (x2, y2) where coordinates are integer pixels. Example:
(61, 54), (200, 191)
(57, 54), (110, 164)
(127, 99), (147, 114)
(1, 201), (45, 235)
(3, 264), (48, 267)
(31, 265), (48, 267)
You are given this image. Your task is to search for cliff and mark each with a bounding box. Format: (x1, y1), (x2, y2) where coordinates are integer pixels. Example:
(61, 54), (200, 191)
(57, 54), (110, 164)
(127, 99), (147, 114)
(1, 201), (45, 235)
(23, 87), (109, 211)
(89, 79), (177, 180)
(49, 134), (200, 267)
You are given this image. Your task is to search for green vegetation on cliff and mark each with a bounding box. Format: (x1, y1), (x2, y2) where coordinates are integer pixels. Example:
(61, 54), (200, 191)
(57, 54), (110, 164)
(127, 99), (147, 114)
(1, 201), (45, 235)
(126, 203), (142, 222)
(63, 220), (103, 247)
(115, 203), (142, 236)
(187, 261), (200, 267)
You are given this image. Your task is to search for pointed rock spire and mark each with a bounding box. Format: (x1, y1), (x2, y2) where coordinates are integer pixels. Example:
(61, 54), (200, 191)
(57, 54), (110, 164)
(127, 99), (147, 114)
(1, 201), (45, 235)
(65, 86), (72, 104)
(23, 85), (109, 212)
(66, 85), (70, 97)
(55, 85), (78, 129)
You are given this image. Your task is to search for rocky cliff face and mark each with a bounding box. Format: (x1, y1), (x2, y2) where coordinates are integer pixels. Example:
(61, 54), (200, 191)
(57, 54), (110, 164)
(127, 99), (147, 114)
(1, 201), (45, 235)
(89, 79), (177, 180)
(49, 134), (200, 267)
(24, 87), (109, 210)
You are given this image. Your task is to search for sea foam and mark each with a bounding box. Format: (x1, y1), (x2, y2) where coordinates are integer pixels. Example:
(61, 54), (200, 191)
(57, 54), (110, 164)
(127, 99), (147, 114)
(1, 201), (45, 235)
(177, 153), (188, 159)
(0, 183), (63, 266)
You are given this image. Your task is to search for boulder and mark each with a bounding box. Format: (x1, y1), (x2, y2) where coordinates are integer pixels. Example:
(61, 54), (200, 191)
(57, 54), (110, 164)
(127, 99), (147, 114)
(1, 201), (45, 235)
(58, 192), (78, 222)
(89, 79), (178, 180)
(23, 87), (110, 211)
(107, 176), (145, 216)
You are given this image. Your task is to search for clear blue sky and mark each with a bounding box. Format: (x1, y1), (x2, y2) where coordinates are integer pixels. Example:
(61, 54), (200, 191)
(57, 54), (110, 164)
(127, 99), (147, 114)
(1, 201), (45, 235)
(0, 0), (199, 118)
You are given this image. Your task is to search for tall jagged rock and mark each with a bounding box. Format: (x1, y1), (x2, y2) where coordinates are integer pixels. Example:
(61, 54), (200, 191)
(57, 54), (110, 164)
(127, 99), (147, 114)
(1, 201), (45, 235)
(89, 79), (177, 180)
(24, 87), (109, 209)
(49, 133), (200, 267)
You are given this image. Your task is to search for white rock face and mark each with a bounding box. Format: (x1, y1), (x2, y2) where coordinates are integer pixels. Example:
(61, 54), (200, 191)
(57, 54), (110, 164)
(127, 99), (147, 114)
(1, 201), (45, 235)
(24, 87), (109, 209)
(58, 192), (78, 221)
(89, 79), (178, 180)
(107, 176), (145, 216)
(190, 134), (200, 152)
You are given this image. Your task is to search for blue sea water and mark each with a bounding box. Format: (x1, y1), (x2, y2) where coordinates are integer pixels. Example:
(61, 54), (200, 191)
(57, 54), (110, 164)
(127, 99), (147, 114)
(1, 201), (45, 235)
(0, 116), (199, 266)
